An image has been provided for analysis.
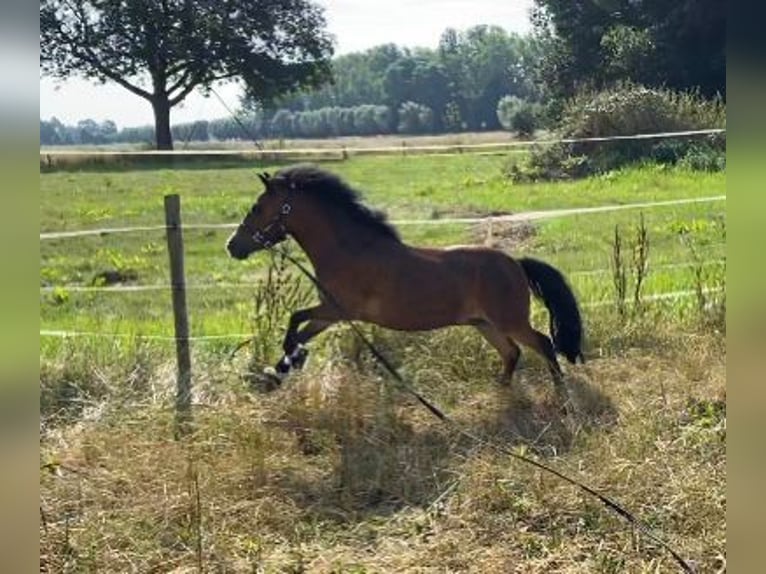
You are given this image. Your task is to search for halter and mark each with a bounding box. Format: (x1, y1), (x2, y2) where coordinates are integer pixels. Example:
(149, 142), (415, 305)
(241, 177), (296, 248)
(240, 202), (291, 248)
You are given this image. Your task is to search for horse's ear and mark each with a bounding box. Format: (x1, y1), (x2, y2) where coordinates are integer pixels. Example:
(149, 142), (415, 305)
(257, 172), (270, 187)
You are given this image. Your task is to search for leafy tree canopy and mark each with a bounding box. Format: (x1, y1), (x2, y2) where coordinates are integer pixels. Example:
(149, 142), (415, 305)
(40, 0), (334, 149)
(532, 0), (725, 100)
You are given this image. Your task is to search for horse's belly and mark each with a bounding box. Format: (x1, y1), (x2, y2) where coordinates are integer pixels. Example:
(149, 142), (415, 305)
(356, 281), (471, 331)
(340, 247), (488, 331)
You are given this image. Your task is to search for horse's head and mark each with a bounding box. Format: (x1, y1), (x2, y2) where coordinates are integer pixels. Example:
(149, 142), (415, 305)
(226, 171), (294, 260)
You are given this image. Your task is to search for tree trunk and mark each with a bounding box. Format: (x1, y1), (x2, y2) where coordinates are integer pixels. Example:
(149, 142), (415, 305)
(152, 96), (173, 150)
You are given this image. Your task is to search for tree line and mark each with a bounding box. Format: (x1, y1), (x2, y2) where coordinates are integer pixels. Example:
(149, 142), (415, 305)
(41, 24), (542, 145)
(41, 1), (724, 148)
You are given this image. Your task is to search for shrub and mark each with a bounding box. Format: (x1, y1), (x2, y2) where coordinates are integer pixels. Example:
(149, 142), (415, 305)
(677, 141), (727, 172)
(504, 144), (591, 182)
(560, 82), (724, 139)
(496, 96), (541, 137)
(355, 104), (391, 135)
(509, 83), (726, 182)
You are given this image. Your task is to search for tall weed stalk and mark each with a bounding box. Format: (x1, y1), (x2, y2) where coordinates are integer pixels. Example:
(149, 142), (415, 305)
(611, 214), (650, 320)
(248, 247), (314, 374)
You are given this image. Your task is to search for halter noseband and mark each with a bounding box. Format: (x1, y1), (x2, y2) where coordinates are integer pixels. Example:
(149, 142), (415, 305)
(248, 202), (291, 248)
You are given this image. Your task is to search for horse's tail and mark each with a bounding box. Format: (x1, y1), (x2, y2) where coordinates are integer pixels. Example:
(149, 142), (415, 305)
(519, 257), (584, 364)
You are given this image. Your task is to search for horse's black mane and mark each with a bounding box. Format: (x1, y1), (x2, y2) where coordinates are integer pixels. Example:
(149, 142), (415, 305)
(275, 165), (400, 241)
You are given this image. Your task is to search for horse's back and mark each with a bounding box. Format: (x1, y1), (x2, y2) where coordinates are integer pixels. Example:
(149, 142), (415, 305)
(415, 244), (522, 272)
(410, 243), (530, 307)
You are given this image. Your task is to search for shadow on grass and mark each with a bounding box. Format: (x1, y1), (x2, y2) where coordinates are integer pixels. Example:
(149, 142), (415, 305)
(38, 361), (621, 570)
(251, 363), (618, 526)
(475, 369), (618, 455)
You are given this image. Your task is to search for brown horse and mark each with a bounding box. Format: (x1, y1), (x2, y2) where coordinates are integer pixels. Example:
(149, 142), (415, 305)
(226, 165), (584, 385)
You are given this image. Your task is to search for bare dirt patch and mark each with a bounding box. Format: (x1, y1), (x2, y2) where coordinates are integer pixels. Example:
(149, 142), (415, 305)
(427, 206), (537, 252)
(471, 218), (537, 252)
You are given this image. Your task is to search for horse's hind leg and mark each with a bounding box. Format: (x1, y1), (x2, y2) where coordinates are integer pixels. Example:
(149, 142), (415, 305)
(474, 321), (522, 384)
(508, 323), (564, 387)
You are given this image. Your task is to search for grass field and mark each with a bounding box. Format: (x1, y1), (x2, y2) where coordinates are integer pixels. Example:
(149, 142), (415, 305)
(40, 153), (726, 572)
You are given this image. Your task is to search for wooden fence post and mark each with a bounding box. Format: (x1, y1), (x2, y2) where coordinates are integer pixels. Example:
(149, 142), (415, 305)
(164, 194), (192, 438)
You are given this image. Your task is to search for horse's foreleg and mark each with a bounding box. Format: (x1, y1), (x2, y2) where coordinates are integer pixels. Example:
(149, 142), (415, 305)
(276, 305), (339, 374)
(281, 308), (314, 355)
(275, 307), (312, 374)
(288, 319), (336, 370)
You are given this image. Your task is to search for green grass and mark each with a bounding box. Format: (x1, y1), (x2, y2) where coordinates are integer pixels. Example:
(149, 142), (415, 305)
(40, 156), (724, 231)
(40, 154), (725, 573)
(41, 154), (724, 338)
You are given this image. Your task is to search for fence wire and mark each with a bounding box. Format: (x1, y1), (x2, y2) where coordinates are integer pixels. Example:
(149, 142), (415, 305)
(41, 128), (724, 157)
(39, 195), (726, 240)
(40, 287), (724, 343)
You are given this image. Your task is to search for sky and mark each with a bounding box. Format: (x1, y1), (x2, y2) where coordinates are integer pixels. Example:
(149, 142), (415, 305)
(39, 0), (534, 128)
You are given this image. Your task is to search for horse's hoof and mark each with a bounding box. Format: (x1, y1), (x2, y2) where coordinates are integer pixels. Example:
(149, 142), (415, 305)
(249, 367), (284, 393)
(290, 345), (309, 370)
(275, 356), (292, 374)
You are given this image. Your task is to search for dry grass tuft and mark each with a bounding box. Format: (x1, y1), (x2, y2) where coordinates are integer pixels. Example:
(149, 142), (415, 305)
(40, 323), (725, 572)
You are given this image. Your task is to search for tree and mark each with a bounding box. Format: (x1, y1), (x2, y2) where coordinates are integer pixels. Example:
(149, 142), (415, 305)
(397, 101), (434, 134)
(40, 117), (66, 145)
(269, 43), (407, 112)
(438, 26), (535, 131)
(76, 119), (102, 145)
(383, 57), (418, 110)
(172, 120), (210, 144)
(270, 109), (295, 138)
(380, 56), (449, 130)
(40, 0), (334, 149)
(353, 105), (390, 135)
(600, 25), (656, 84)
(410, 61), (450, 130)
(496, 96), (540, 137)
(532, 0), (725, 100)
